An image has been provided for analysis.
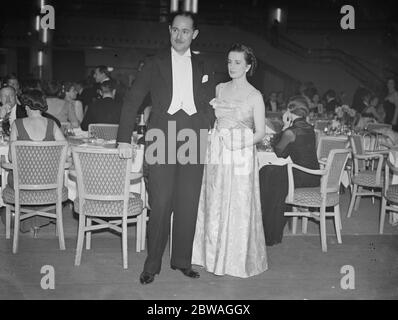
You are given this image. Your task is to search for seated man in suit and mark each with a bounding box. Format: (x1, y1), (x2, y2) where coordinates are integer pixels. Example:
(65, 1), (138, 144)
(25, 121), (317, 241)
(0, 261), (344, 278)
(80, 80), (122, 131)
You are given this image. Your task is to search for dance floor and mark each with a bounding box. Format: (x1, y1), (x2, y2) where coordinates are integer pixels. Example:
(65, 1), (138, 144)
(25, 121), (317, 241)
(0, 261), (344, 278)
(1, 192), (397, 300)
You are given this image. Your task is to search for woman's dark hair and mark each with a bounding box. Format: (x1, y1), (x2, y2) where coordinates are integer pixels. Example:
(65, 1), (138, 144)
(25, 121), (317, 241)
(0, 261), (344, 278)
(20, 89), (48, 112)
(58, 82), (75, 99)
(169, 10), (198, 30)
(228, 43), (257, 77)
(287, 95), (309, 118)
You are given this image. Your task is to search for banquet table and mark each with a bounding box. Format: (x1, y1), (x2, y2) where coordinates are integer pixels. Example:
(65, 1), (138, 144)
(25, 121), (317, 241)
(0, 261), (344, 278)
(0, 132), (146, 207)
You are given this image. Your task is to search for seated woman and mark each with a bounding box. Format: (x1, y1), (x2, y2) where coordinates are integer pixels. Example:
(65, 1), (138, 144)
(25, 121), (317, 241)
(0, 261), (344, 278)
(8, 89), (66, 188)
(361, 95), (384, 123)
(259, 95), (320, 246)
(46, 82), (83, 128)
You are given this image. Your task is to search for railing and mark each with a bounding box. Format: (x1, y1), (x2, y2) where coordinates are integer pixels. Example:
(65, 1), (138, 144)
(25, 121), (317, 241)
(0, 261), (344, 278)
(275, 34), (395, 94)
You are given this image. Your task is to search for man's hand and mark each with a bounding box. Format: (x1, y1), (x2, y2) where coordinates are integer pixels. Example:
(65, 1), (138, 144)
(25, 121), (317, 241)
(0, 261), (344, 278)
(118, 142), (135, 159)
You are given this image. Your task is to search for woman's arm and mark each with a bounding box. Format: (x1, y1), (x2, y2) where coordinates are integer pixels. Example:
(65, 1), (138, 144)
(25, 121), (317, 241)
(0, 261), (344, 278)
(368, 106), (384, 123)
(74, 100), (84, 123)
(246, 92), (266, 146)
(273, 129), (295, 158)
(67, 102), (80, 128)
(53, 121), (66, 141)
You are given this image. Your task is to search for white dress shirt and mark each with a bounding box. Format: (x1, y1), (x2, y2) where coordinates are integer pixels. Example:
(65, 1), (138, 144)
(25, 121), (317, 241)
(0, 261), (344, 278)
(167, 48), (197, 116)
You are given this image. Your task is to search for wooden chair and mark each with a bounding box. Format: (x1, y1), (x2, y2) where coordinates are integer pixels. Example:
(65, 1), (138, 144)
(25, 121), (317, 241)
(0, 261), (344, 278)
(380, 159), (398, 234)
(2, 141), (69, 253)
(129, 144), (148, 252)
(88, 123), (119, 140)
(316, 136), (349, 163)
(366, 123), (392, 132)
(284, 149), (350, 252)
(347, 135), (385, 218)
(72, 146), (143, 269)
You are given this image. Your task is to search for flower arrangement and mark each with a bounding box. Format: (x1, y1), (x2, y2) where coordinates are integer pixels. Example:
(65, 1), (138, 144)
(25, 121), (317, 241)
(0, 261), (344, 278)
(335, 104), (356, 127)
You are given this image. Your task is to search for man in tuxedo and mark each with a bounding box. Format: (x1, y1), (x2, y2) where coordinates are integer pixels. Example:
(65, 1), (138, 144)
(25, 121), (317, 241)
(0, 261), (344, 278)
(324, 89), (340, 114)
(117, 11), (215, 284)
(80, 80), (121, 131)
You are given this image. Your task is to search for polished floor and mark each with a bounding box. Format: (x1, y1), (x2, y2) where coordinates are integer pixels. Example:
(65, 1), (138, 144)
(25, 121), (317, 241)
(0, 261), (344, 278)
(0, 193), (397, 300)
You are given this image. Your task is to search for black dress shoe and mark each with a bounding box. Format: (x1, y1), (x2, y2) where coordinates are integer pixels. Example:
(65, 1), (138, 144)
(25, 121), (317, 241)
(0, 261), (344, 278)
(140, 271), (155, 285)
(171, 266), (200, 279)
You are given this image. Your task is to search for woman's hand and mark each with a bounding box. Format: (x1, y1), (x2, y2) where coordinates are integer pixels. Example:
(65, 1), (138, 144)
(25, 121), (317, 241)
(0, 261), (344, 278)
(210, 98), (230, 110)
(282, 111), (293, 131)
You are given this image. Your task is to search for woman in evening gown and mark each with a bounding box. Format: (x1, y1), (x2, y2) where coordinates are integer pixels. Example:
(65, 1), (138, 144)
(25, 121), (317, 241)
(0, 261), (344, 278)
(192, 44), (268, 278)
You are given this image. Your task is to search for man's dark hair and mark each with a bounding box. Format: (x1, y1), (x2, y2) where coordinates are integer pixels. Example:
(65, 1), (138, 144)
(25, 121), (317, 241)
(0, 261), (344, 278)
(95, 65), (111, 78)
(325, 89), (336, 98)
(100, 79), (116, 94)
(169, 11), (198, 30)
(4, 73), (18, 83)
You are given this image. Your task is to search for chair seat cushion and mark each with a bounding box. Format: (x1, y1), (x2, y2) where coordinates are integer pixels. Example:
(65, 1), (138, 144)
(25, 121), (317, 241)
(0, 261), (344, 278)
(74, 192), (143, 217)
(386, 184), (398, 203)
(352, 171), (384, 187)
(2, 185), (68, 205)
(287, 187), (340, 207)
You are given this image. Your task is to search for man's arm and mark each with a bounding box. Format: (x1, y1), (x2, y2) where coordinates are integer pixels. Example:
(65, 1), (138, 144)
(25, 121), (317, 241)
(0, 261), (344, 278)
(117, 58), (153, 144)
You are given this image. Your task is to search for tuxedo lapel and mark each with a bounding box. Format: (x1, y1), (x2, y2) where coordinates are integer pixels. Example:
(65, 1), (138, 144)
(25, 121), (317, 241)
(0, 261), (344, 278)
(157, 50), (173, 101)
(191, 54), (202, 93)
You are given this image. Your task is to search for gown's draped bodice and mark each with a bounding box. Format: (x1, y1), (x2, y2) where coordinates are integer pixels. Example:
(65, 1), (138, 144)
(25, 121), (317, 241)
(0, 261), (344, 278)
(213, 83), (257, 132)
(215, 99), (255, 131)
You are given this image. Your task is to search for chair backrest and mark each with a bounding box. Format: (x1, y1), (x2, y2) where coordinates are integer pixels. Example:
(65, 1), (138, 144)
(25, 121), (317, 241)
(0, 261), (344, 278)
(366, 123), (392, 132)
(88, 123), (119, 140)
(72, 146), (132, 204)
(321, 149), (350, 194)
(131, 144), (144, 173)
(350, 135), (366, 171)
(314, 120), (329, 131)
(10, 141), (68, 191)
(316, 136), (348, 160)
(384, 158), (398, 194)
(60, 122), (70, 132)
